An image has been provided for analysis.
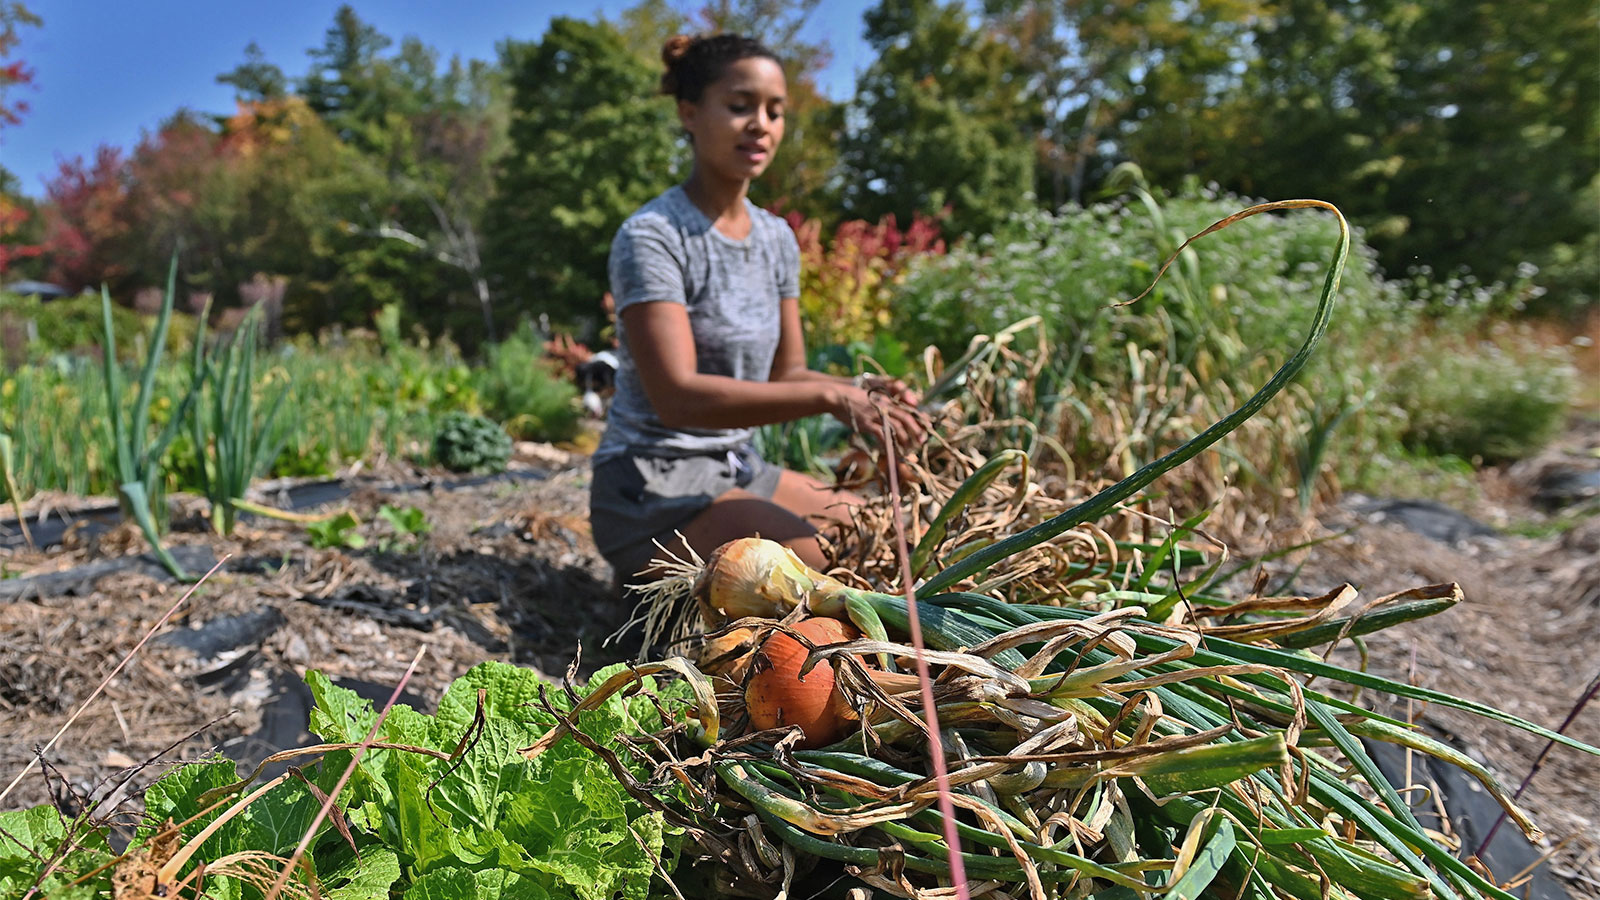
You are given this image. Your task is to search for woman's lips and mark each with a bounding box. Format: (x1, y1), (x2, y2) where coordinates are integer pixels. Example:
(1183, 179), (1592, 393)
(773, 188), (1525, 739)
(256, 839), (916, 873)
(737, 144), (768, 161)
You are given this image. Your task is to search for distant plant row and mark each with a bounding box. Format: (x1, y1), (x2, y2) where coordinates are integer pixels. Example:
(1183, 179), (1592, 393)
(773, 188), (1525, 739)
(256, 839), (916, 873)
(0, 302), (578, 506)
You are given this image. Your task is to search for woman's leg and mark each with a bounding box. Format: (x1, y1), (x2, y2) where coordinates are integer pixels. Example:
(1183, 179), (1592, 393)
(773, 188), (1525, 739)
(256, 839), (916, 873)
(769, 469), (865, 534)
(675, 487), (823, 565)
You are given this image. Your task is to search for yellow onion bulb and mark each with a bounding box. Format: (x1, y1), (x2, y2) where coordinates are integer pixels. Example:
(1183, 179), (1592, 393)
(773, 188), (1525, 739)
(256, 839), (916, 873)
(694, 537), (840, 622)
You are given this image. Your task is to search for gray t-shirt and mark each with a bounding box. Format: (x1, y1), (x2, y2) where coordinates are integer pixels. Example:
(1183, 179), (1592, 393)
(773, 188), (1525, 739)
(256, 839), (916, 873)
(595, 185), (801, 463)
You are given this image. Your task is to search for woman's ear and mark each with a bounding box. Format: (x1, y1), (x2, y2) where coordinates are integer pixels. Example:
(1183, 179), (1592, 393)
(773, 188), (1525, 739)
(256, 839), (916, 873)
(676, 98), (697, 137)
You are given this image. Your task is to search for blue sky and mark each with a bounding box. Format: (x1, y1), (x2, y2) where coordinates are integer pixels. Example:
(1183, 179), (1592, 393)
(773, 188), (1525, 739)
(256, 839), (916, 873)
(1, 0), (876, 198)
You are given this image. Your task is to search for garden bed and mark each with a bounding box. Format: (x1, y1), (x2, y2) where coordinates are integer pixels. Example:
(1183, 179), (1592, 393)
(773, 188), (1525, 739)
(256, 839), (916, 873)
(2, 431), (1596, 896)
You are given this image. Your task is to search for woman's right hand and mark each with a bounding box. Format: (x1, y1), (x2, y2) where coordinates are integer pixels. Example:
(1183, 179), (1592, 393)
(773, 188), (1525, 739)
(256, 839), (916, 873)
(829, 384), (928, 450)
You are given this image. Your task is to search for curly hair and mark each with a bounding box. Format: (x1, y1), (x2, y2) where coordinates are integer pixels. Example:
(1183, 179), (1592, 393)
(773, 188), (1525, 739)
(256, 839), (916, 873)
(659, 33), (782, 103)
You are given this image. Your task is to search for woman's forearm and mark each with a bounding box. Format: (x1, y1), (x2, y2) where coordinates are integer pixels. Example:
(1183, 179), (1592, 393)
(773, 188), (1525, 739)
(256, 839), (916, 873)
(771, 365), (849, 385)
(648, 372), (842, 430)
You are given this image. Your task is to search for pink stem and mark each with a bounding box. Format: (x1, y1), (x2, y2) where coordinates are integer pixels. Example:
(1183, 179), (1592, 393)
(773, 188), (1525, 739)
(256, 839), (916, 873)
(3, 555), (230, 807)
(881, 416), (970, 898)
(262, 645), (428, 900)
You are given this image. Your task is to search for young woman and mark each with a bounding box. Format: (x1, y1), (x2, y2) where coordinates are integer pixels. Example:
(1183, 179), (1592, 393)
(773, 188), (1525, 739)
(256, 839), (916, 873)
(589, 33), (926, 584)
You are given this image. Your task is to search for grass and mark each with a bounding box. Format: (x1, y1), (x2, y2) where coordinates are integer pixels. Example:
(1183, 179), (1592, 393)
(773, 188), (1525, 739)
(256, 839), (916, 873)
(1502, 500), (1600, 539)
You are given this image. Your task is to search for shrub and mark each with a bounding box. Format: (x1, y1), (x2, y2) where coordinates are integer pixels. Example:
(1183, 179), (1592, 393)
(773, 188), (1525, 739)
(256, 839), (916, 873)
(1391, 327), (1575, 463)
(472, 321), (581, 443)
(432, 411), (512, 473)
(782, 210), (947, 352)
(888, 179), (1576, 508)
(0, 290), (197, 365)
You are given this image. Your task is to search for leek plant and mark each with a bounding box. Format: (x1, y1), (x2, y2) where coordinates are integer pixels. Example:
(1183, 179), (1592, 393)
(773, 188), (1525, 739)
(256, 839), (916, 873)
(96, 260), (201, 578)
(0, 432), (33, 550)
(187, 304), (287, 536)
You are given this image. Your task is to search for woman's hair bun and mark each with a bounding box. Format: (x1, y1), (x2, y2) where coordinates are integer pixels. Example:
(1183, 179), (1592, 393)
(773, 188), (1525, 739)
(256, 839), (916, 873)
(660, 34), (694, 95)
(661, 34), (694, 67)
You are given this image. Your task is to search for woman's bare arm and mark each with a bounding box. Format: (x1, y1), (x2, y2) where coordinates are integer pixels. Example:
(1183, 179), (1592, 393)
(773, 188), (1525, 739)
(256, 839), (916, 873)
(623, 299), (925, 444)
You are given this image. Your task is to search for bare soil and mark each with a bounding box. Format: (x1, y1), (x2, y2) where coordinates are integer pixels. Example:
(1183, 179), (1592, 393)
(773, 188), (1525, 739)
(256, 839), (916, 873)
(1, 428), (1596, 894)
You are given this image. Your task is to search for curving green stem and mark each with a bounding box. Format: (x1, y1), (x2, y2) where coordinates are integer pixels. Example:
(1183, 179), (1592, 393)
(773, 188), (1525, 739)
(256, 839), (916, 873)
(910, 448), (1027, 578)
(921, 200), (1350, 596)
(842, 590), (895, 672)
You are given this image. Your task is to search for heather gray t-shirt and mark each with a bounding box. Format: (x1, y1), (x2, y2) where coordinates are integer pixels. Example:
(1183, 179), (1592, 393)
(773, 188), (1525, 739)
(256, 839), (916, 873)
(594, 185), (801, 463)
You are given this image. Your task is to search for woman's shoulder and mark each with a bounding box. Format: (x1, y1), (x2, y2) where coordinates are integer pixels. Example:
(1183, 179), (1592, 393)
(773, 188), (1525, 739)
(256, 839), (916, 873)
(748, 202), (799, 247)
(627, 185), (725, 232)
(618, 187), (683, 235)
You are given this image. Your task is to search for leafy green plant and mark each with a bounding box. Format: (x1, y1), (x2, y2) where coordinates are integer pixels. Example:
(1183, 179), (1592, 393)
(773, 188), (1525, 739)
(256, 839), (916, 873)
(472, 321), (581, 442)
(433, 411), (513, 473)
(307, 510), (366, 550)
(784, 209), (947, 350)
(377, 503), (428, 537)
(0, 662), (686, 898)
(0, 288), (197, 363)
(890, 177), (1575, 508)
(375, 503), (429, 552)
(1391, 330), (1575, 463)
(0, 432), (32, 551)
(0, 328), (493, 502)
(753, 416), (847, 476)
(97, 259), (202, 578)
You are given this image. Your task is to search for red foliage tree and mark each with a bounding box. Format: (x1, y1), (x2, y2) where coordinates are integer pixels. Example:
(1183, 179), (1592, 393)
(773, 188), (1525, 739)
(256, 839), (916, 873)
(1, 4), (43, 276)
(40, 146), (133, 291)
(0, 194), (40, 273)
(0, 2), (39, 129)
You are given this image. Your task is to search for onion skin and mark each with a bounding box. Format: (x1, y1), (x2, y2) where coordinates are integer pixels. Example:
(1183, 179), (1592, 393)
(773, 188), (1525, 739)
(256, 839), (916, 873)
(696, 538), (839, 622)
(833, 447), (918, 490)
(744, 618), (860, 749)
(698, 626), (759, 683)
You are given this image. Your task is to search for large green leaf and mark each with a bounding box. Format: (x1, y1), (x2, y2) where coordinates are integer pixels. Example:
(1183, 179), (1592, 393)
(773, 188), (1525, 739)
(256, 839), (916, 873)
(405, 865), (552, 900)
(137, 758), (241, 845)
(321, 846), (402, 900)
(0, 805), (111, 899)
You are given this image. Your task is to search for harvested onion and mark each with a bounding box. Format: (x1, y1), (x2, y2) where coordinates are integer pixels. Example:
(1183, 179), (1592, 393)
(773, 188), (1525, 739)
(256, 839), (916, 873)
(745, 617), (860, 749)
(695, 537), (846, 622)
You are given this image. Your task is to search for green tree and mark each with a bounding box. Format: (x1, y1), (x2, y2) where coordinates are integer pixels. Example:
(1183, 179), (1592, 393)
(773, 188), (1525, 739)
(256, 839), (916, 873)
(487, 17), (683, 327)
(217, 41), (288, 103)
(1121, 0), (1598, 287)
(839, 0), (1039, 238)
(612, 0), (692, 65)
(291, 8), (511, 343)
(301, 5), (414, 158)
(984, 0), (1262, 209)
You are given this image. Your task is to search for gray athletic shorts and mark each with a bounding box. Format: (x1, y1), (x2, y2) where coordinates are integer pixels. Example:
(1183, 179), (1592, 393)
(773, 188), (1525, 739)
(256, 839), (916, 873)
(589, 445), (782, 579)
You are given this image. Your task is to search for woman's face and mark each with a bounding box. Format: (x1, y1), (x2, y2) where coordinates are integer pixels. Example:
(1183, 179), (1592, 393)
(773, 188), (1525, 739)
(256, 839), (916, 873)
(679, 56), (787, 182)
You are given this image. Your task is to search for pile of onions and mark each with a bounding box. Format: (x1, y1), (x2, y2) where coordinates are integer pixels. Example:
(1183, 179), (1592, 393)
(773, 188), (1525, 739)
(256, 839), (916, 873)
(744, 617), (860, 749)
